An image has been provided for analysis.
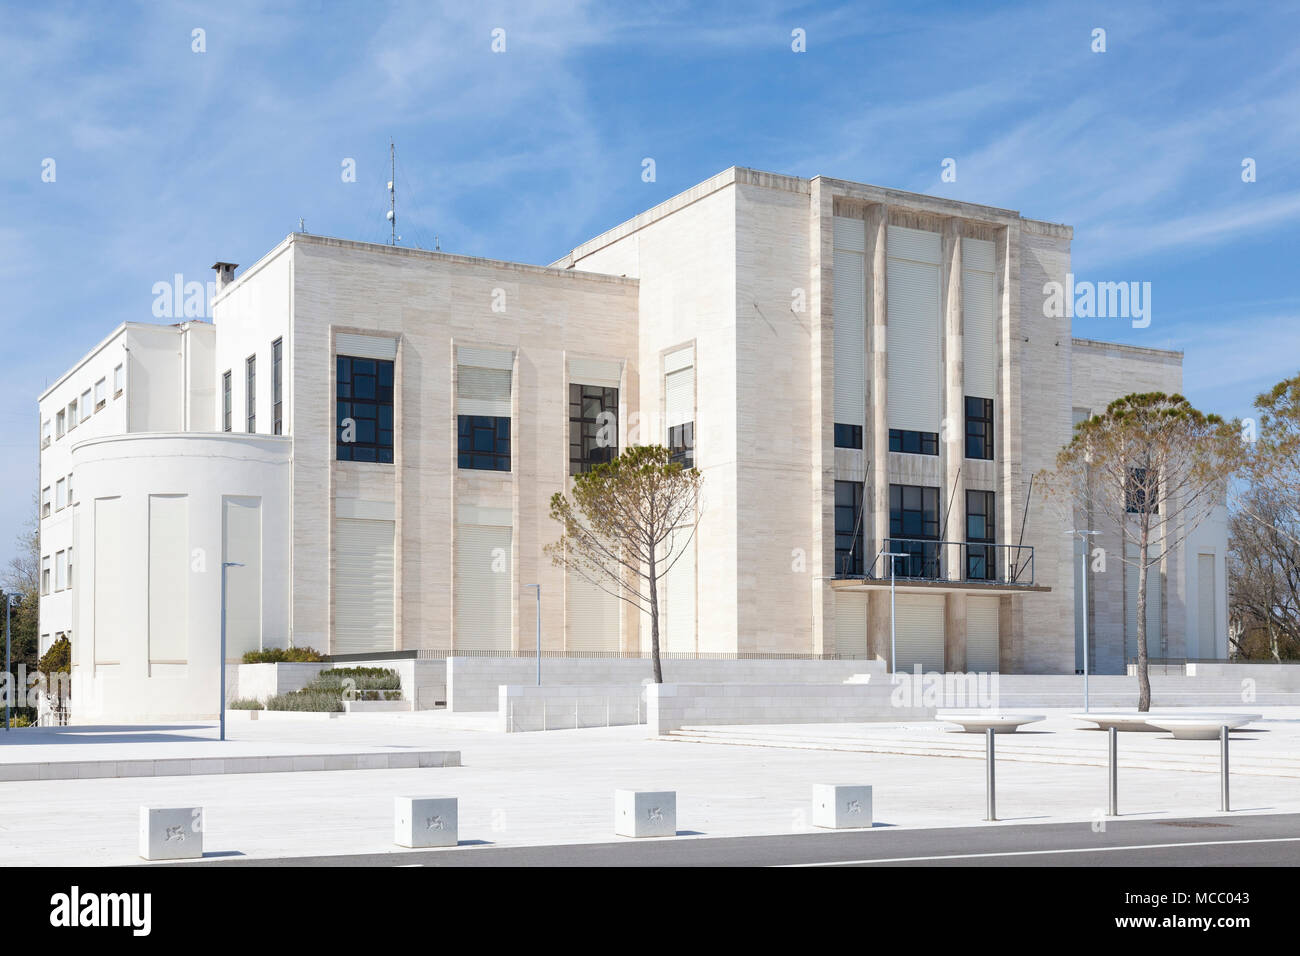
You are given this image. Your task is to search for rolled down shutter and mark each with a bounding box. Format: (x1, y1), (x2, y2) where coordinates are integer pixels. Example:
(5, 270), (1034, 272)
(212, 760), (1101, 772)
(886, 226), (942, 433)
(569, 358), (622, 388)
(835, 591), (869, 658)
(333, 517), (395, 654)
(336, 333), (398, 360)
(665, 367), (694, 429)
(894, 594), (945, 673)
(962, 238), (997, 402)
(455, 524), (512, 650)
(457, 367), (512, 417)
(966, 596), (999, 672)
(833, 217), (866, 430)
(567, 570), (620, 652)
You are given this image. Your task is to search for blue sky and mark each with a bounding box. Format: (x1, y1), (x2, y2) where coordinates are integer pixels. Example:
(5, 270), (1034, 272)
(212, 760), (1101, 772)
(2, 0), (1299, 567)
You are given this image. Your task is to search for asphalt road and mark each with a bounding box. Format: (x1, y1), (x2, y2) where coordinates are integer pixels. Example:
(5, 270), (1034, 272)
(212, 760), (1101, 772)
(168, 812), (1300, 867)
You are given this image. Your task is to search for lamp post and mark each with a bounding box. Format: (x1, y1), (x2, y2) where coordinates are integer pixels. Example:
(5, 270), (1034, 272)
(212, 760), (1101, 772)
(4, 592), (11, 731)
(1067, 530), (1100, 712)
(219, 561), (244, 742)
(876, 548), (910, 677)
(523, 584), (541, 685)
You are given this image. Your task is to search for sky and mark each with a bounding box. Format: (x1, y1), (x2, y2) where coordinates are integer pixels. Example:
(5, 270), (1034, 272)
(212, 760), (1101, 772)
(2, 0), (1299, 568)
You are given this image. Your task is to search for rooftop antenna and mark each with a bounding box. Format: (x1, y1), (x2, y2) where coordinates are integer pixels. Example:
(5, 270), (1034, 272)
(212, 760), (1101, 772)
(386, 138), (399, 245)
(435, 234), (441, 252)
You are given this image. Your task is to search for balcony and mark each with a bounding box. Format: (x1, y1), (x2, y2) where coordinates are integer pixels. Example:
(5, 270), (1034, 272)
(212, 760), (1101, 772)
(835, 538), (1038, 588)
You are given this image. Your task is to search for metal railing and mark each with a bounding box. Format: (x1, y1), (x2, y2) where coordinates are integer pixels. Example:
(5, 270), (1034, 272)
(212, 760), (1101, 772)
(843, 538), (1035, 586)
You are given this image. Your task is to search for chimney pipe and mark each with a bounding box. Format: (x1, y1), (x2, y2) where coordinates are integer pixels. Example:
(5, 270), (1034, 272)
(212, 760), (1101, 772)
(211, 261), (239, 292)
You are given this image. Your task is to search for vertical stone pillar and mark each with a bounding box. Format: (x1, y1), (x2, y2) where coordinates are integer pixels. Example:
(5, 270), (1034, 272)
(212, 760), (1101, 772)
(944, 591), (968, 672)
(865, 205), (890, 570)
(941, 220), (966, 582)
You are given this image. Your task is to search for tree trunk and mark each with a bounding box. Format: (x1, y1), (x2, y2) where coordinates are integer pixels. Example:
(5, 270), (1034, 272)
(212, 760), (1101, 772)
(1135, 529), (1151, 712)
(648, 553), (663, 684)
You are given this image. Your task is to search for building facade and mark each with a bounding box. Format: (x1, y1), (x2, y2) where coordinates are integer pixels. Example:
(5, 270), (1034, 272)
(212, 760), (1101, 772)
(36, 167), (1228, 720)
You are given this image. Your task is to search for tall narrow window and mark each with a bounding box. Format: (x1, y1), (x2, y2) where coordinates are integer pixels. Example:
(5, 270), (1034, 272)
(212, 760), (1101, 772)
(569, 384), (618, 475)
(456, 357), (510, 471)
(41, 420), (51, 448)
(41, 556), (50, 595)
(114, 363), (125, 397)
(222, 370), (232, 431)
(965, 397), (994, 460)
(245, 356), (256, 432)
(80, 389), (91, 422)
(834, 481), (865, 576)
(337, 356), (395, 462)
(56, 410), (66, 439)
(889, 484), (941, 578)
(41, 486), (51, 517)
(272, 338), (283, 435)
(94, 378), (107, 411)
(665, 348), (695, 468)
(966, 490), (996, 581)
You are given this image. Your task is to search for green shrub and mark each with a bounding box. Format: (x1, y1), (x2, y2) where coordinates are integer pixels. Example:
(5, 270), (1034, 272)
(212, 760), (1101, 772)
(241, 646), (325, 664)
(265, 690), (345, 712)
(5, 712), (34, 728)
(229, 698), (263, 710)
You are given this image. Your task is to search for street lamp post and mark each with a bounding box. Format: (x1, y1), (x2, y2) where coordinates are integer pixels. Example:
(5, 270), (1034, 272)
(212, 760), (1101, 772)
(4, 592), (11, 731)
(876, 548), (910, 677)
(219, 561), (244, 742)
(524, 584), (541, 685)
(1067, 530), (1100, 712)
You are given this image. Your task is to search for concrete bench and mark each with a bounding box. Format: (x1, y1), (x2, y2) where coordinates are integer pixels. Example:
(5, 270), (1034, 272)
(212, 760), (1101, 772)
(394, 796), (458, 848)
(813, 784), (872, 829)
(1072, 712), (1259, 734)
(615, 789), (676, 838)
(139, 806), (203, 861)
(1145, 714), (1262, 740)
(936, 711), (1045, 734)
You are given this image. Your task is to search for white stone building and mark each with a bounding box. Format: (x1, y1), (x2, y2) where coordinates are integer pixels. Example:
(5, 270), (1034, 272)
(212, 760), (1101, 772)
(36, 167), (1228, 721)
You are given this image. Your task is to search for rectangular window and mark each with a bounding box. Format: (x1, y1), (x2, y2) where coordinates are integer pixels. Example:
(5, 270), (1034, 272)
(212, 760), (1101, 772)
(67, 472), (73, 505)
(80, 389), (91, 422)
(834, 481), (865, 576)
(834, 423), (863, 449)
(41, 419), (51, 448)
(67, 547), (73, 590)
(94, 378), (107, 411)
(41, 486), (51, 517)
(965, 396), (994, 460)
(272, 338), (283, 435)
(889, 429), (939, 455)
(1127, 467), (1158, 514)
(569, 384), (618, 475)
(56, 410), (66, 439)
(668, 422), (695, 469)
(41, 556), (50, 595)
(222, 371), (232, 431)
(457, 415), (510, 470)
(337, 355), (395, 462)
(966, 490), (996, 581)
(245, 355), (256, 432)
(55, 550), (67, 591)
(55, 478), (66, 511)
(889, 484), (941, 578)
(114, 364), (124, 397)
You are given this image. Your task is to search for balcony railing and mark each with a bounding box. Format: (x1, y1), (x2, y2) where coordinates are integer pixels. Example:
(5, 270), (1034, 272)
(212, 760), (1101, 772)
(836, 538), (1035, 586)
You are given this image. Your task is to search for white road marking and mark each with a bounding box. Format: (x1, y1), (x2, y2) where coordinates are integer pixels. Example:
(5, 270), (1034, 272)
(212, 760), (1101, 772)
(780, 835), (1300, 866)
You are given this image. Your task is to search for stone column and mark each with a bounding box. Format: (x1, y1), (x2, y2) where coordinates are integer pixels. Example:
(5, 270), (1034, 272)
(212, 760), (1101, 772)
(941, 220), (965, 582)
(944, 591), (968, 672)
(865, 205), (890, 570)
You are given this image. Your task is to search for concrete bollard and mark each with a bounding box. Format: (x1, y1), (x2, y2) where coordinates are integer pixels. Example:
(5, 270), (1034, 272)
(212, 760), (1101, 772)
(812, 784), (873, 829)
(394, 796), (458, 848)
(139, 806), (203, 861)
(615, 789), (676, 838)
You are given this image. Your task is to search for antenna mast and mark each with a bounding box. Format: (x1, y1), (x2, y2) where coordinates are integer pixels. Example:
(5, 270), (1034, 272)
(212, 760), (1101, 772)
(387, 138), (397, 245)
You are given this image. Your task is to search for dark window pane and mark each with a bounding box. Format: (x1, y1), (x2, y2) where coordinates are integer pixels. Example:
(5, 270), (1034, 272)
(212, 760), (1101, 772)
(337, 355), (395, 463)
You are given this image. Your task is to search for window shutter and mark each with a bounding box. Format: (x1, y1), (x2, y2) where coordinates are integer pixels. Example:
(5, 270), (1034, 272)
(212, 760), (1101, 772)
(886, 226), (942, 433)
(665, 367), (694, 429)
(962, 238), (997, 401)
(455, 524), (512, 651)
(893, 594), (945, 672)
(567, 569), (620, 652)
(333, 517), (396, 654)
(833, 216), (866, 430)
(966, 596), (999, 672)
(834, 591), (868, 658)
(457, 366), (512, 416)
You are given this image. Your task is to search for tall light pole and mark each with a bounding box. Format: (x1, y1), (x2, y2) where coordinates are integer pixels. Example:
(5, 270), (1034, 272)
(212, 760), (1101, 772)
(1067, 530), (1099, 712)
(876, 548), (909, 677)
(4, 592), (11, 731)
(523, 584), (541, 685)
(219, 561), (244, 741)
